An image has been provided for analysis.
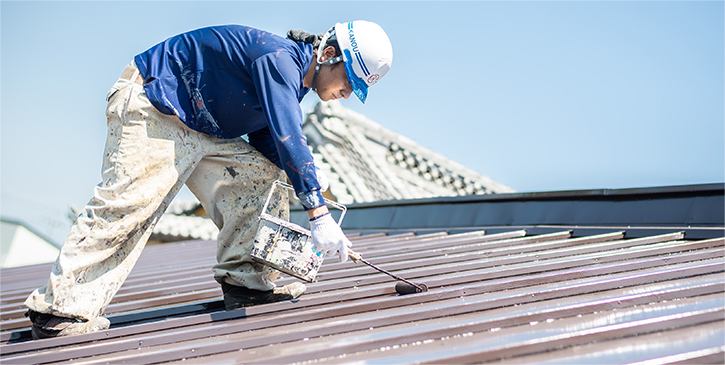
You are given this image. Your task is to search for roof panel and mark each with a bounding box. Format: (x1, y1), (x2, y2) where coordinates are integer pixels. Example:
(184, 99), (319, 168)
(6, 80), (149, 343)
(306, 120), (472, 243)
(1, 217), (723, 364)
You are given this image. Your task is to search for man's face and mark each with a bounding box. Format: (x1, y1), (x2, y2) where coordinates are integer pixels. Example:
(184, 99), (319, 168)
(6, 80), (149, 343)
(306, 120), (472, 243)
(316, 62), (353, 102)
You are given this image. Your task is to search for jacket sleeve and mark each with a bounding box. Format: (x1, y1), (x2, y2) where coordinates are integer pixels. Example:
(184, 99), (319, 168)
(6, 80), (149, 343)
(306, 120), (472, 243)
(250, 52), (325, 210)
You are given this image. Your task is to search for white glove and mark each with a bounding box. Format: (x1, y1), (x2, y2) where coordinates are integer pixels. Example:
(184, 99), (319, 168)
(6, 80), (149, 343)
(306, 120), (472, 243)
(310, 213), (352, 263)
(315, 166), (329, 192)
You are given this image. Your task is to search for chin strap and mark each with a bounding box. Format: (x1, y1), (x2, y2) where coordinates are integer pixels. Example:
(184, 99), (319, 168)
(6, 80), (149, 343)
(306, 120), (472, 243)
(311, 55), (344, 92)
(311, 27), (342, 92)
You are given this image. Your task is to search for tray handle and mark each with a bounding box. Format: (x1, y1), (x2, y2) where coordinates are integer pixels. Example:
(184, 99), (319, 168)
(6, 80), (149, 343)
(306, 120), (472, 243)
(260, 180), (346, 226)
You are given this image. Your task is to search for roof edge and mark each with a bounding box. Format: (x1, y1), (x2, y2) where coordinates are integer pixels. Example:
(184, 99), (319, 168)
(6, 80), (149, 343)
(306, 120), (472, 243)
(0, 217), (61, 248)
(290, 183), (724, 238)
(327, 183), (725, 208)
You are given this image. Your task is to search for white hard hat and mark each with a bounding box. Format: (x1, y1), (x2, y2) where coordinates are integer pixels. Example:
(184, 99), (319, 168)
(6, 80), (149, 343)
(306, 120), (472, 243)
(318, 21), (393, 103)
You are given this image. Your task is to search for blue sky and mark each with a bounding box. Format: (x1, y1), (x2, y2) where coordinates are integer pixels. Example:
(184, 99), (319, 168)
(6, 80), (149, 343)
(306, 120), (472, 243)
(2, 1), (723, 245)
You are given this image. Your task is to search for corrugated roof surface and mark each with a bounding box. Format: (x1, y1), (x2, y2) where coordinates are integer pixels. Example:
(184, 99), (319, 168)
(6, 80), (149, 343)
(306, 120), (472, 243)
(1, 226), (723, 363)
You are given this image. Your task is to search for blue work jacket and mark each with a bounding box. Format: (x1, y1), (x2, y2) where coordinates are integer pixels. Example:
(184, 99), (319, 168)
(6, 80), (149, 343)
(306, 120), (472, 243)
(134, 25), (324, 210)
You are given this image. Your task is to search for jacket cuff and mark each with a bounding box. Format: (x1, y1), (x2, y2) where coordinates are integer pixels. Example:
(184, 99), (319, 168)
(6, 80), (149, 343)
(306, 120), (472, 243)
(298, 189), (326, 211)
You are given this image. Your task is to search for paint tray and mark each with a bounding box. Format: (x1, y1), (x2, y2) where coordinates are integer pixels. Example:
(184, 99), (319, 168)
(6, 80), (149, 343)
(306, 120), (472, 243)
(250, 181), (346, 282)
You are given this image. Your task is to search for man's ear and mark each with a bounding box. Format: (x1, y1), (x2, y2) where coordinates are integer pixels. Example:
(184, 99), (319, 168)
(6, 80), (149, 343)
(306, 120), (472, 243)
(320, 46), (337, 62)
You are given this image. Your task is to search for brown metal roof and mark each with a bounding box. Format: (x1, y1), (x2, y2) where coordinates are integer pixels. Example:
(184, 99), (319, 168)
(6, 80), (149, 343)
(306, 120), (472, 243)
(1, 224), (723, 364)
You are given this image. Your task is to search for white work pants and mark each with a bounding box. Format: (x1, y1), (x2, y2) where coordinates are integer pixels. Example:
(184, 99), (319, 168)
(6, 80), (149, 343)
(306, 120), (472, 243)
(25, 63), (288, 320)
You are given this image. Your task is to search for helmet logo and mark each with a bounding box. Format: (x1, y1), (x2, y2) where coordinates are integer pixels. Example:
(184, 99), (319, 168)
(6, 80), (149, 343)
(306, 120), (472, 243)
(367, 74), (380, 85)
(348, 23), (359, 53)
(349, 31), (359, 53)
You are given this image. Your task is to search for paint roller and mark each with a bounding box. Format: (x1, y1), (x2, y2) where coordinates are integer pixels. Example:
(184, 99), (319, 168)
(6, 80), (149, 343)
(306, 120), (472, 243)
(348, 250), (428, 295)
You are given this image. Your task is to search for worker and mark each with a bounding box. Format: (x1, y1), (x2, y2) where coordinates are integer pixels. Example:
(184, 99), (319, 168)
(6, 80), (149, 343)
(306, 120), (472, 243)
(23, 20), (393, 340)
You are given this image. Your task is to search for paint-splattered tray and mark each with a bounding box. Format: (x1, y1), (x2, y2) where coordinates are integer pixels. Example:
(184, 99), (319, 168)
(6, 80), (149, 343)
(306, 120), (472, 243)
(251, 181), (346, 282)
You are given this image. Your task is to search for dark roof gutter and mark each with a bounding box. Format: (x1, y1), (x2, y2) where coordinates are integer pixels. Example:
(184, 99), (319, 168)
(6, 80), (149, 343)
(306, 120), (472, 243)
(291, 183), (725, 239)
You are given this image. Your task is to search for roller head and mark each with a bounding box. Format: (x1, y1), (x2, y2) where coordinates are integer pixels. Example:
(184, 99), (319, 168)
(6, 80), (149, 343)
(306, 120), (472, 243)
(395, 281), (428, 295)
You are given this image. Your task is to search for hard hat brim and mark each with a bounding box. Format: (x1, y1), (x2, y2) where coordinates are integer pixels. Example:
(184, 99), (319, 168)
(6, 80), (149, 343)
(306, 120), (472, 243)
(343, 49), (369, 104)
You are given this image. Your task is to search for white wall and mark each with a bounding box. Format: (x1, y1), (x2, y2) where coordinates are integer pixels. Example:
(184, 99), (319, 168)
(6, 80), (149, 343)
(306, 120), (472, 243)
(1, 221), (59, 268)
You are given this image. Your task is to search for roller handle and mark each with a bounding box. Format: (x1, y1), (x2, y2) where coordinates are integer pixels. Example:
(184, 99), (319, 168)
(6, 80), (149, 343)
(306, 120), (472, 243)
(348, 250), (363, 263)
(347, 249), (425, 292)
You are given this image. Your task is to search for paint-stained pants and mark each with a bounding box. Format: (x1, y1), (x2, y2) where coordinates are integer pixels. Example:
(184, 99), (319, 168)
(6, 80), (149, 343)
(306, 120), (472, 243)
(25, 63), (288, 320)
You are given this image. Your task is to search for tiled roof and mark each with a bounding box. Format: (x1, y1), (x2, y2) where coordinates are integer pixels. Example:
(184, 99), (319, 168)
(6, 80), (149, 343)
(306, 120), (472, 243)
(149, 100), (514, 244)
(304, 101), (514, 204)
(152, 213), (219, 242)
(1, 186), (723, 364)
(150, 198), (219, 243)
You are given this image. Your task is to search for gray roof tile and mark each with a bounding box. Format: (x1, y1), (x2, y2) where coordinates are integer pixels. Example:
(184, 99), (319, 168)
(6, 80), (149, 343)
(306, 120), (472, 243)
(304, 101), (514, 204)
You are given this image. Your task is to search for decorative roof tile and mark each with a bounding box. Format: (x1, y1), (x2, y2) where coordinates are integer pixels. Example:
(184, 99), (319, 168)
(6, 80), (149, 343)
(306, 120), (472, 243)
(303, 101), (514, 204)
(153, 101), (514, 242)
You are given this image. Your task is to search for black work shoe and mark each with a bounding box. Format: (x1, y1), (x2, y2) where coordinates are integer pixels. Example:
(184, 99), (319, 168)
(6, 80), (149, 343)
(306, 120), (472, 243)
(221, 282), (306, 310)
(25, 310), (110, 340)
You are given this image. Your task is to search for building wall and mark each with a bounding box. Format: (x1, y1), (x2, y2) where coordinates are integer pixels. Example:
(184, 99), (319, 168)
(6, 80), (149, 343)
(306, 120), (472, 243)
(0, 220), (59, 268)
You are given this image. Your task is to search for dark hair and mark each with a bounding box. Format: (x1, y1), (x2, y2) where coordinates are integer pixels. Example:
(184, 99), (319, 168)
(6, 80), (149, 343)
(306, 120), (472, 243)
(287, 29), (341, 58)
